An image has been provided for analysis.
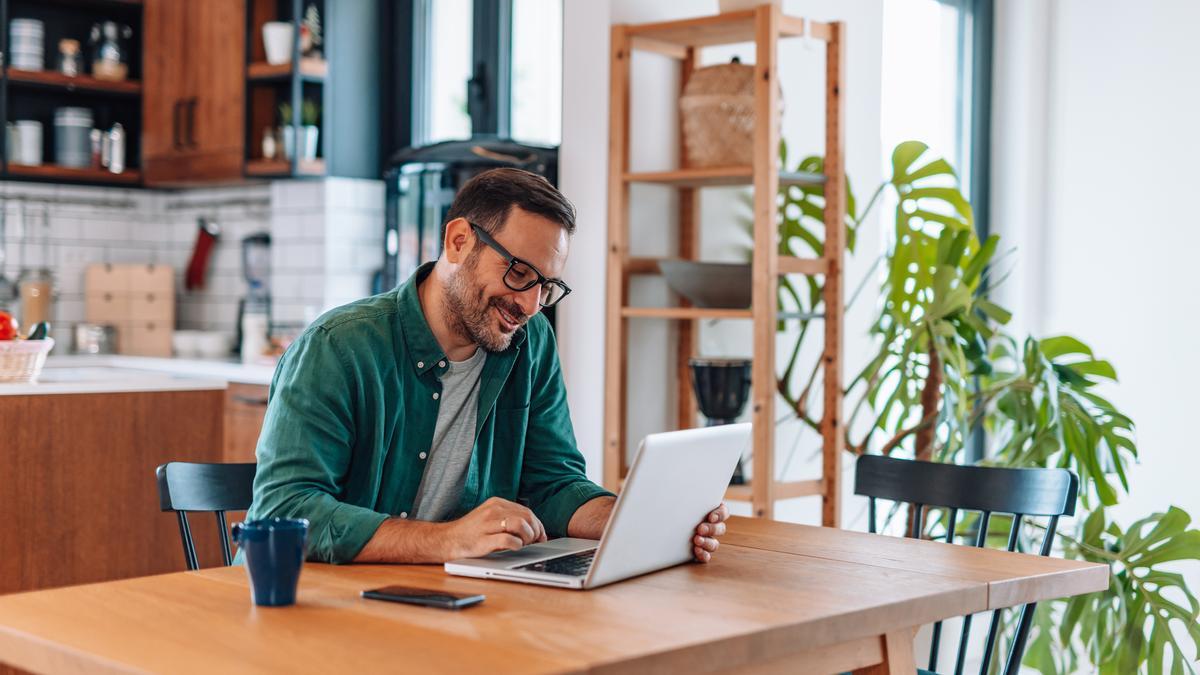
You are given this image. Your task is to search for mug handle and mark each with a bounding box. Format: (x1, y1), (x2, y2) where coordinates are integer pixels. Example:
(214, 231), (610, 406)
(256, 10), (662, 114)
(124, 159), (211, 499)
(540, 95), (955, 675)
(230, 521), (244, 545)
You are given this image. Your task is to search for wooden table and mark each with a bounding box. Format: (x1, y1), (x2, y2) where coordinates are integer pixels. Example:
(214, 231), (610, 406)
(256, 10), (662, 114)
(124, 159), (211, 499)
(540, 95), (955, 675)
(0, 517), (1108, 674)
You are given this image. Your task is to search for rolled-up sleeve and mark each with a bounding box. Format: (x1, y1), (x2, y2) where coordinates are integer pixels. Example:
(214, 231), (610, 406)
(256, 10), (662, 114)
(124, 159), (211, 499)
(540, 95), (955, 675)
(248, 328), (388, 563)
(518, 327), (615, 537)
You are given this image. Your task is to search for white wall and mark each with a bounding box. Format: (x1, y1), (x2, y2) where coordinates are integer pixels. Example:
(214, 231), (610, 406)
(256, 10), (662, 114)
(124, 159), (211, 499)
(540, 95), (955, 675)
(993, 0), (1200, 531)
(559, 0), (885, 524)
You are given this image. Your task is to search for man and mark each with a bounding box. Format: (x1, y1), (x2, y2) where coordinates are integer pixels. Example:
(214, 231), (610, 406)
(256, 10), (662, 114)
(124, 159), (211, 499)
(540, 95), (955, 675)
(245, 168), (729, 565)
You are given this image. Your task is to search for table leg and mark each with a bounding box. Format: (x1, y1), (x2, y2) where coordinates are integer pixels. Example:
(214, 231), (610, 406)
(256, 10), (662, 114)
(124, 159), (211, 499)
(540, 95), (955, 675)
(852, 628), (916, 675)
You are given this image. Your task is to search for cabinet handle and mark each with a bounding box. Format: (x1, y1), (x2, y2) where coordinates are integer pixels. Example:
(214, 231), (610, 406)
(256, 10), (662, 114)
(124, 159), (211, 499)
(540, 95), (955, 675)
(233, 395), (270, 407)
(172, 100), (183, 149)
(185, 98), (198, 148)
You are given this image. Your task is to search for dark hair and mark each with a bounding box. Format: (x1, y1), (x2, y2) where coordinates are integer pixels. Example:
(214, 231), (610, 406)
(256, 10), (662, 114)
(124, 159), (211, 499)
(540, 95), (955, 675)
(443, 168), (576, 238)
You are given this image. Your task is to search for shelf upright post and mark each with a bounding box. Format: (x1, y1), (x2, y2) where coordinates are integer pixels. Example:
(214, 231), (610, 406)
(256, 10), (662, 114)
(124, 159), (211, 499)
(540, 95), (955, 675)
(820, 21), (846, 528)
(603, 24), (632, 492)
(675, 46), (699, 431)
(750, 3), (781, 518)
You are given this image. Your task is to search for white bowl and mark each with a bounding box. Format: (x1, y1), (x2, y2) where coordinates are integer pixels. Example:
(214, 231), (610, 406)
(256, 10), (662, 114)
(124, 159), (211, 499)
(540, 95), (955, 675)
(172, 330), (201, 358)
(194, 331), (233, 360)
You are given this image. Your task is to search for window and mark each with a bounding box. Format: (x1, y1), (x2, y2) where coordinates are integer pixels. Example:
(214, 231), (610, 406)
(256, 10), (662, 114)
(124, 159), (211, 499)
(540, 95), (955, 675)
(881, 0), (992, 209)
(510, 0), (562, 146)
(386, 0), (563, 154)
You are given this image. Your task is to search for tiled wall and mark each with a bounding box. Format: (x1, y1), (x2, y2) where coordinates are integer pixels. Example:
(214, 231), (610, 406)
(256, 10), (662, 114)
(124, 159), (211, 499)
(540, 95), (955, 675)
(0, 178), (385, 351)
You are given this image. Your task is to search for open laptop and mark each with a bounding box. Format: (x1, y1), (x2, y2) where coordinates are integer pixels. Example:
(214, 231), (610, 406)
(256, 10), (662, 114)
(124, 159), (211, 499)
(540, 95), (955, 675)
(444, 423), (749, 590)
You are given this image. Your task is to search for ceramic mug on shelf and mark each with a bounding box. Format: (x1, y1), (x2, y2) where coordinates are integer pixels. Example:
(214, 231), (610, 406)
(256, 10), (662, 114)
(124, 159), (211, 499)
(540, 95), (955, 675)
(262, 21), (294, 65)
(9, 120), (43, 166)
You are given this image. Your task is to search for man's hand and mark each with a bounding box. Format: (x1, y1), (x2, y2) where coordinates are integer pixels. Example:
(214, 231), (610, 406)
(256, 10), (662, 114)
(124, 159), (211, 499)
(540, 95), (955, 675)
(692, 503), (729, 563)
(443, 496), (548, 560)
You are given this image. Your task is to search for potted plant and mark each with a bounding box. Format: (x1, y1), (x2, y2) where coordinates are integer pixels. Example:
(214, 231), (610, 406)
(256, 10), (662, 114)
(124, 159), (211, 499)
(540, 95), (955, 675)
(277, 99), (320, 162)
(753, 140), (1200, 673)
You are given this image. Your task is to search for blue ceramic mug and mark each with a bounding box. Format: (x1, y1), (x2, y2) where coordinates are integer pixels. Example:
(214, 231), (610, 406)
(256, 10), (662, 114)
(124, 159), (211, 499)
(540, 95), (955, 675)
(231, 518), (309, 607)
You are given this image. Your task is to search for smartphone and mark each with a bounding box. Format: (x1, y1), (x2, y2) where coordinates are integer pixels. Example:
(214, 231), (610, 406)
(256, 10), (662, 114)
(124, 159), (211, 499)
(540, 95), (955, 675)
(361, 585), (485, 610)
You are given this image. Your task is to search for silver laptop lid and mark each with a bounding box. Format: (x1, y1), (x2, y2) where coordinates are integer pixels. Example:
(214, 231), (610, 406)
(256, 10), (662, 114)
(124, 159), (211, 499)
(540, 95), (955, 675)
(584, 423), (749, 588)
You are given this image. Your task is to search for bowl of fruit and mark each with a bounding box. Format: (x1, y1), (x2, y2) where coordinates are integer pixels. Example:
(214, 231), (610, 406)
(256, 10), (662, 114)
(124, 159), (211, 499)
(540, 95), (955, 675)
(0, 312), (54, 383)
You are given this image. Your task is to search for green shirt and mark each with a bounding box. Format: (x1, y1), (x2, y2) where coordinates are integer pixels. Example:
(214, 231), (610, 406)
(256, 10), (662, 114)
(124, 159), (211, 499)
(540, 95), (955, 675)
(244, 262), (614, 563)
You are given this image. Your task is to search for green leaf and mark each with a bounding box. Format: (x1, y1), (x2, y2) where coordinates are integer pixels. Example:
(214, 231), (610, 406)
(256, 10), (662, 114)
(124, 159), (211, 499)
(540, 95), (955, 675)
(1068, 360), (1118, 381)
(1041, 335), (1095, 360)
(977, 298), (1014, 325)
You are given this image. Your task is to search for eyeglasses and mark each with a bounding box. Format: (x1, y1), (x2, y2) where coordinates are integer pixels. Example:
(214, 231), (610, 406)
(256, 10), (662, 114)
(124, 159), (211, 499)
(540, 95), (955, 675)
(469, 223), (572, 307)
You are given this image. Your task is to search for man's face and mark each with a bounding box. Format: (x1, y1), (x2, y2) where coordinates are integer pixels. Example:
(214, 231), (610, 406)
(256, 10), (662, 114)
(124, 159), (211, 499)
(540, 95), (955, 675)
(444, 207), (569, 353)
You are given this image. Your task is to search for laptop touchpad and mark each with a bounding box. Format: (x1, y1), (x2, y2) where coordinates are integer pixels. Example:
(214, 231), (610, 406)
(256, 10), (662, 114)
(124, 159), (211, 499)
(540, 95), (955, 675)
(479, 537), (597, 566)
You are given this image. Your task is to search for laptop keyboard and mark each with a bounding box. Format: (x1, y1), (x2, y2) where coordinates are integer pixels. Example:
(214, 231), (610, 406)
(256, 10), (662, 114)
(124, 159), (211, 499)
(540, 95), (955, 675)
(515, 549), (597, 577)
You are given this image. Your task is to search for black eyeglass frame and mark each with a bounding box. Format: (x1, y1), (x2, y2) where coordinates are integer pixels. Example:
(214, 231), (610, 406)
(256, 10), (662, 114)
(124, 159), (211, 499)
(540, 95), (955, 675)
(468, 223), (573, 307)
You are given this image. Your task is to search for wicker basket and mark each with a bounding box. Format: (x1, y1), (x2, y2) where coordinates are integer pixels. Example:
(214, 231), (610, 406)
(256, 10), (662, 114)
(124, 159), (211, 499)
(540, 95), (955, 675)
(0, 338), (55, 383)
(680, 60), (757, 168)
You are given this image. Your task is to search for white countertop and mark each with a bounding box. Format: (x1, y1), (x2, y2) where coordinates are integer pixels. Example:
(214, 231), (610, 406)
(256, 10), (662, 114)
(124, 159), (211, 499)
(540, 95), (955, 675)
(0, 355), (277, 396)
(47, 354), (278, 386)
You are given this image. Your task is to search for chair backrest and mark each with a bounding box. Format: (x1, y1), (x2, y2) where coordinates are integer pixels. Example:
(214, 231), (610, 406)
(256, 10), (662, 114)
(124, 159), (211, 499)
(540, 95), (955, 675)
(854, 454), (1078, 675)
(155, 462), (256, 571)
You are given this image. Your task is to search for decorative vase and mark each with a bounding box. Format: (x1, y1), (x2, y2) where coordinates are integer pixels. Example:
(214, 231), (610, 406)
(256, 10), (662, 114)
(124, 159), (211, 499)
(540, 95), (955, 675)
(689, 357), (752, 485)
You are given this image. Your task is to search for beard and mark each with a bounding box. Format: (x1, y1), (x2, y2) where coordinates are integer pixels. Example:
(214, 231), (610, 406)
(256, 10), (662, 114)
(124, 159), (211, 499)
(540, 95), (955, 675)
(443, 252), (527, 353)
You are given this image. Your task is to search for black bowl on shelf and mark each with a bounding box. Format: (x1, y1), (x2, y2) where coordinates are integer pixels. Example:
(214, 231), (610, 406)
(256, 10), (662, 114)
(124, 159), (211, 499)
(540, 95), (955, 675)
(657, 260), (751, 309)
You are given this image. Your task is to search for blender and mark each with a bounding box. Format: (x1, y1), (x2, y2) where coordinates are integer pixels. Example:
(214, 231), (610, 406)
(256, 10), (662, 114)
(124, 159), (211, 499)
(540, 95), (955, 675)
(235, 233), (271, 362)
(688, 358), (752, 485)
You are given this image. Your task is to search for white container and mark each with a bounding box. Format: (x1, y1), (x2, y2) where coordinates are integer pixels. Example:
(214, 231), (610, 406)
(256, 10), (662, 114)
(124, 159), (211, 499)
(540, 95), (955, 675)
(262, 22), (293, 65)
(172, 330), (201, 358)
(240, 312), (270, 364)
(11, 120), (43, 165)
(10, 18), (44, 70)
(195, 331), (233, 359)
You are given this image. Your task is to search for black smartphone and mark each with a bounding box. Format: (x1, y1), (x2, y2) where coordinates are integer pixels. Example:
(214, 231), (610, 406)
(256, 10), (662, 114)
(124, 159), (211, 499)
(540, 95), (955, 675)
(361, 586), (485, 610)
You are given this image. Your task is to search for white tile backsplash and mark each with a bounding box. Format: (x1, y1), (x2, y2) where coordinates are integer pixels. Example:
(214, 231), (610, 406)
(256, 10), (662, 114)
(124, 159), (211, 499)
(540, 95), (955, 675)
(0, 177), (384, 342)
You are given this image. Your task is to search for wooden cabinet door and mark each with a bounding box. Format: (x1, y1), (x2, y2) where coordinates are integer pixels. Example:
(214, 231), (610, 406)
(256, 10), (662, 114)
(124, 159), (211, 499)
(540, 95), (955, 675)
(143, 0), (245, 185)
(142, 0), (188, 163)
(224, 383), (269, 464)
(183, 0), (245, 170)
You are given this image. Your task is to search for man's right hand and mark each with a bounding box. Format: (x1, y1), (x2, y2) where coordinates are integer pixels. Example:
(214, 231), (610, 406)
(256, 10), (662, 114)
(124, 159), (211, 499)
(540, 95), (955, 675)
(442, 497), (548, 560)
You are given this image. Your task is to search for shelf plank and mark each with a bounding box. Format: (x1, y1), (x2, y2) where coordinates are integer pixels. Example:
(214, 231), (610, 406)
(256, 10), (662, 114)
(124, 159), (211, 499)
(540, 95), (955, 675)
(621, 307), (751, 320)
(726, 480), (823, 502)
(778, 256), (828, 275)
(247, 58), (329, 82)
(625, 166), (825, 187)
(626, 10), (828, 48)
(245, 158), (326, 177)
(7, 69), (142, 96)
(6, 163), (140, 184)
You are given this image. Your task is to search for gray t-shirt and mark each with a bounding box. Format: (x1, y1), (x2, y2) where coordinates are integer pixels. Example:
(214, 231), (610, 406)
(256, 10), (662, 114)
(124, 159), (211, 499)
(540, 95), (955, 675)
(412, 348), (487, 521)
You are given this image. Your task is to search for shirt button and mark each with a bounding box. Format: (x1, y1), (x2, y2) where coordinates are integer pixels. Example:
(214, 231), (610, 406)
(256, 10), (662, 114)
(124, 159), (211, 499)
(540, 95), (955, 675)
(417, 361), (424, 368)
(432, 392), (439, 400)
(438, 361), (446, 368)
(419, 451), (428, 460)
(399, 512), (408, 519)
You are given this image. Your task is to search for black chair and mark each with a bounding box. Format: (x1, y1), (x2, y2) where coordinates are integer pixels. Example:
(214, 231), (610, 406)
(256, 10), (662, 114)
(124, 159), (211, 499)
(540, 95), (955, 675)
(155, 462), (256, 570)
(854, 454), (1078, 675)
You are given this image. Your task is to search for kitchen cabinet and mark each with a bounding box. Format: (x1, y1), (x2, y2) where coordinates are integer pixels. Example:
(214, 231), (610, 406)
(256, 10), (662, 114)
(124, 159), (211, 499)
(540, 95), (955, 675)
(143, 0), (245, 185)
(0, 387), (226, 597)
(224, 382), (268, 463)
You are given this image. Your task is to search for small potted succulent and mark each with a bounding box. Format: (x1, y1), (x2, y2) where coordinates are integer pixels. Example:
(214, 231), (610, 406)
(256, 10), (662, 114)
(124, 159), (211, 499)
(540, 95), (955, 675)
(277, 99), (320, 161)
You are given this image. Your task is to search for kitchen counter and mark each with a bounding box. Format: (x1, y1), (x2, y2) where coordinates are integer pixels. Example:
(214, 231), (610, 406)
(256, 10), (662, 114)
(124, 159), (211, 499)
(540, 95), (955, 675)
(42, 354), (278, 386)
(0, 366), (228, 396)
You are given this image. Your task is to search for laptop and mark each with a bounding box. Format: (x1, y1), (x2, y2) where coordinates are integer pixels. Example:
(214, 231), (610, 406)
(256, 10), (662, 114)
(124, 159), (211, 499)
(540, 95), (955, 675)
(444, 423), (749, 590)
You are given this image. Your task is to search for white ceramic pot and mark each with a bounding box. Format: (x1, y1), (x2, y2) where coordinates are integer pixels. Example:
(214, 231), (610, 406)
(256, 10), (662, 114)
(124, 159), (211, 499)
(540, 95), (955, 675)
(262, 22), (293, 65)
(11, 120), (43, 166)
(280, 125), (319, 161)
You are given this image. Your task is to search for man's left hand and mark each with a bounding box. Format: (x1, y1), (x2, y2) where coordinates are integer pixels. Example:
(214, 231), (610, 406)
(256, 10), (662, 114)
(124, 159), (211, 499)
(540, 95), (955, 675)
(692, 503), (729, 563)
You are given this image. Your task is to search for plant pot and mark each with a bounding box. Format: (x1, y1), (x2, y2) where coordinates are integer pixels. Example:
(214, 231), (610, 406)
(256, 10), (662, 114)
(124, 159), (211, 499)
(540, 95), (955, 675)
(280, 125), (319, 161)
(689, 357), (752, 485)
(262, 22), (293, 65)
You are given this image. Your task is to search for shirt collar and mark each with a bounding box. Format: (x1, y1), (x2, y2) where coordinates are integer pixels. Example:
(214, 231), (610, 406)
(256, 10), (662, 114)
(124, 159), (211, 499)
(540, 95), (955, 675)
(397, 261), (527, 377)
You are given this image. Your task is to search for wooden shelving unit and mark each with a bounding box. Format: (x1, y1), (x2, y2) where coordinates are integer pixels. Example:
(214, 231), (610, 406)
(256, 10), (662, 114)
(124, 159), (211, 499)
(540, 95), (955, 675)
(604, 5), (847, 525)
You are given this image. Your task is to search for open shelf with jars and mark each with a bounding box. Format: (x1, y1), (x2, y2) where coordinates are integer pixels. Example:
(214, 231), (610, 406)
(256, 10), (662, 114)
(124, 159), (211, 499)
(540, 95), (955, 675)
(1, 0), (143, 185)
